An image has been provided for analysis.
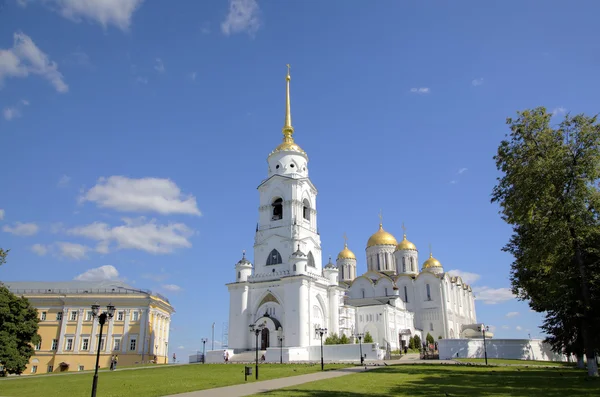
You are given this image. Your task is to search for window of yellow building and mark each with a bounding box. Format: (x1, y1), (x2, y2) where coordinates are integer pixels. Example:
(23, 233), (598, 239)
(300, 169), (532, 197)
(51, 339), (58, 350)
(85, 311), (93, 321)
(81, 338), (89, 350)
(69, 311), (77, 321)
(117, 311), (124, 321)
(34, 340), (41, 350)
(47, 365), (53, 373)
(114, 338), (121, 351)
(31, 366), (37, 374)
(40, 311), (46, 321)
(129, 338), (137, 351)
(65, 337), (74, 351)
(132, 311), (139, 321)
(56, 312), (63, 321)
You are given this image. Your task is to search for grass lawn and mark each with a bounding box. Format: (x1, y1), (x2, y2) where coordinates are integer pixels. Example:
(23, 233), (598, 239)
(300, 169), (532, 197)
(455, 358), (576, 367)
(254, 364), (600, 396)
(0, 363), (350, 397)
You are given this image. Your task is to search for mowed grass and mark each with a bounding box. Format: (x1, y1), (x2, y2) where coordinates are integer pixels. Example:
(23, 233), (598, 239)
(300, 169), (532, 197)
(455, 358), (576, 367)
(254, 364), (600, 396)
(0, 363), (350, 397)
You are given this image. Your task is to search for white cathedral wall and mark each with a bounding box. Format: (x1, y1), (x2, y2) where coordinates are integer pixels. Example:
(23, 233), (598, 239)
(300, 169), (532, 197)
(438, 339), (567, 362)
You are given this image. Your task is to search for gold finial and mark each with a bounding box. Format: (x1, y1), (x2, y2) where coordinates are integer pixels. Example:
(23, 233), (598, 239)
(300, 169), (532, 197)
(378, 209), (383, 227)
(429, 243), (433, 258)
(343, 233), (348, 247)
(401, 222), (407, 237)
(282, 64), (294, 140)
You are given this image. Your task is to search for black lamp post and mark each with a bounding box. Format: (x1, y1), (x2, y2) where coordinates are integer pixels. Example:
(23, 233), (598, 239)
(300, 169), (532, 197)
(478, 324), (490, 365)
(201, 338), (208, 363)
(315, 327), (327, 371)
(90, 303), (115, 397)
(278, 335), (284, 364)
(355, 333), (364, 364)
(249, 323), (265, 380)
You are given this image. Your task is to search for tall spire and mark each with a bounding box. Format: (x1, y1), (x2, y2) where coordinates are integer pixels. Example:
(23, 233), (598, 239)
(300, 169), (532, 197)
(282, 64), (294, 142)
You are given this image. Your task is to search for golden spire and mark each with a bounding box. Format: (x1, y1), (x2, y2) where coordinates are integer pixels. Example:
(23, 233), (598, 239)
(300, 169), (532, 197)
(282, 64), (294, 141)
(429, 243), (433, 258)
(343, 232), (348, 247)
(401, 221), (407, 238)
(378, 209), (383, 227)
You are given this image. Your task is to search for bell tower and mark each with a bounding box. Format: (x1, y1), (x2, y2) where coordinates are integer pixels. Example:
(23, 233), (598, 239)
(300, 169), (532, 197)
(254, 65), (322, 278)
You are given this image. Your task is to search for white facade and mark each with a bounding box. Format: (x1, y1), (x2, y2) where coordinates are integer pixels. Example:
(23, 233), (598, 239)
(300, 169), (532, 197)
(226, 69), (479, 356)
(438, 338), (567, 362)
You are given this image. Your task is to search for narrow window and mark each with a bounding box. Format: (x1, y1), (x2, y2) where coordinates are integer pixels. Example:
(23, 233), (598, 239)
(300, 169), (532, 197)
(114, 338), (121, 351)
(361, 289), (365, 298)
(40, 311), (46, 321)
(272, 198), (283, 220)
(237, 271), (241, 279)
(130, 338), (137, 351)
(293, 264), (296, 271)
(430, 323), (434, 331)
(132, 311), (139, 321)
(385, 287), (388, 296)
(70, 311), (77, 321)
(402, 257), (406, 273)
(31, 366), (37, 374)
(307, 252), (316, 267)
(302, 199), (310, 221)
(410, 257), (414, 272)
(426, 284), (431, 301)
(51, 339), (58, 350)
(81, 338), (89, 350)
(267, 249), (283, 265)
(66, 338), (74, 351)
(56, 312), (63, 321)
(47, 365), (53, 373)
(117, 311), (124, 321)
(404, 286), (409, 303)
(377, 255), (381, 270)
(35, 340), (41, 350)
(86, 311), (92, 321)
(341, 266), (344, 280)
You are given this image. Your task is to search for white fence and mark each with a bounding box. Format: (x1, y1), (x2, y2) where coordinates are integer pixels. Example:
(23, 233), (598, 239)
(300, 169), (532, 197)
(438, 338), (566, 362)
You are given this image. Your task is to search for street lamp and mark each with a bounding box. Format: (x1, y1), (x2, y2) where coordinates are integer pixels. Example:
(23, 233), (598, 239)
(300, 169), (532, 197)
(478, 324), (490, 365)
(278, 335), (284, 364)
(249, 323), (265, 380)
(90, 303), (115, 397)
(355, 333), (364, 365)
(165, 342), (168, 364)
(315, 327), (327, 371)
(201, 338), (208, 363)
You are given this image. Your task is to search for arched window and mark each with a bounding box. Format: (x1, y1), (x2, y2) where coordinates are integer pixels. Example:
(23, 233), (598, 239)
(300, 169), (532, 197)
(341, 265), (344, 280)
(361, 288), (365, 298)
(410, 257), (414, 272)
(377, 255), (381, 271)
(293, 264), (296, 272)
(426, 284), (432, 301)
(266, 249), (282, 266)
(430, 322), (434, 331)
(237, 271), (241, 279)
(272, 198), (283, 220)
(402, 257), (406, 273)
(302, 199), (310, 221)
(307, 252), (315, 267)
(404, 285), (409, 303)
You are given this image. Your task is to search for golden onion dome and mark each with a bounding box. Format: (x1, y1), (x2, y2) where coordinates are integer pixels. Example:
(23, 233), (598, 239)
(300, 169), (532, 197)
(270, 140), (306, 156)
(337, 244), (356, 260)
(422, 253), (442, 269)
(367, 224), (398, 248)
(395, 234), (417, 252)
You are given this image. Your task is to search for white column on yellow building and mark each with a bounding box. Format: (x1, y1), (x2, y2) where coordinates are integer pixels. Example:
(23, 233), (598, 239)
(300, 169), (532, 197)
(164, 316), (170, 357)
(105, 313), (114, 353)
(158, 314), (164, 356)
(90, 310), (99, 353)
(121, 309), (131, 353)
(56, 306), (70, 353)
(73, 308), (84, 353)
(138, 309), (148, 355)
(152, 310), (158, 355)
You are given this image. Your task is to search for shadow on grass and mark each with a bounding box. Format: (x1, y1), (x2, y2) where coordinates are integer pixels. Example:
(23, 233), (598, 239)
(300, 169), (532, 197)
(257, 365), (600, 397)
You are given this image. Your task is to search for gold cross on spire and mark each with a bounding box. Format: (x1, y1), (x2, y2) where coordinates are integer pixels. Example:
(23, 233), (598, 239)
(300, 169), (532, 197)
(286, 63), (291, 77)
(343, 232), (348, 247)
(378, 209), (383, 226)
(429, 243), (433, 257)
(402, 222), (407, 235)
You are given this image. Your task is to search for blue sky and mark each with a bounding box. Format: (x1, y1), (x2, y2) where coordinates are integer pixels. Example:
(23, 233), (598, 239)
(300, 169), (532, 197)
(1, 0), (600, 356)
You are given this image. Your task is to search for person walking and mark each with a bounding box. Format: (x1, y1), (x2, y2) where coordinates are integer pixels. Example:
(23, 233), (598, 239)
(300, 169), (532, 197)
(110, 355), (115, 371)
(113, 355), (119, 370)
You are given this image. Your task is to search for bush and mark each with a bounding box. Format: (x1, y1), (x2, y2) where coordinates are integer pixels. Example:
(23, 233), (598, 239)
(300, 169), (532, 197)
(426, 333), (434, 345)
(339, 334), (349, 344)
(324, 333), (340, 345)
(408, 336), (415, 349)
(364, 332), (373, 343)
(413, 334), (421, 348)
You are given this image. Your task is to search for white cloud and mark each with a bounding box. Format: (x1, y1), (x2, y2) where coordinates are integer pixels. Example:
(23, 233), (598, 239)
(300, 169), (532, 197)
(57, 241), (89, 260)
(0, 32), (68, 92)
(221, 0), (261, 36)
(58, 174), (71, 187)
(3, 222), (39, 236)
(31, 243), (49, 256)
(458, 168), (468, 174)
(552, 106), (566, 116)
(142, 273), (169, 282)
(154, 58), (165, 73)
(162, 284), (182, 292)
(67, 218), (194, 254)
(472, 286), (515, 304)
(0, 209), (4, 220)
(135, 76), (148, 84)
(472, 78), (484, 86)
(410, 87), (430, 94)
(79, 176), (201, 216)
(3, 107), (21, 120)
(446, 270), (481, 285)
(506, 311), (519, 318)
(501, 325), (510, 330)
(516, 326), (523, 331)
(74, 265), (119, 281)
(47, 0), (145, 31)
(178, 345), (185, 350)
(190, 71), (197, 81)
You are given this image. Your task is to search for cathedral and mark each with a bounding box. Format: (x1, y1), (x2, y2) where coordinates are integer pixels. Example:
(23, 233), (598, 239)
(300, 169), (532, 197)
(226, 67), (478, 355)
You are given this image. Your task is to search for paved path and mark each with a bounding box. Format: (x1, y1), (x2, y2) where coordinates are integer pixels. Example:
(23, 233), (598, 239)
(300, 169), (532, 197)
(161, 366), (371, 397)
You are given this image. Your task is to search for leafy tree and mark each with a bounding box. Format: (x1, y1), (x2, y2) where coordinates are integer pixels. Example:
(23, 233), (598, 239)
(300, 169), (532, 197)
(0, 248), (8, 267)
(364, 332), (373, 343)
(339, 333), (349, 344)
(413, 334), (421, 349)
(0, 250), (41, 374)
(438, 335), (443, 340)
(492, 107), (600, 376)
(324, 333), (340, 345)
(426, 333), (434, 345)
(408, 336), (415, 349)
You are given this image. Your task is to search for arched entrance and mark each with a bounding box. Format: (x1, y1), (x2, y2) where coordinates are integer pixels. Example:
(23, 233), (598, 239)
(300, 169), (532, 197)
(261, 328), (270, 350)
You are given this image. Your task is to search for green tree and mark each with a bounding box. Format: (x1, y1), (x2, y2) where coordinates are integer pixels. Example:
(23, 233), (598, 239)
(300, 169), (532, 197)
(413, 334), (421, 349)
(438, 336), (443, 340)
(364, 332), (373, 343)
(339, 333), (349, 344)
(492, 107), (600, 376)
(0, 250), (41, 374)
(0, 248), (8, 267)
(408, 336), (415, 349)
(324, 333), (340, 345)
(426, 333), (434, 345)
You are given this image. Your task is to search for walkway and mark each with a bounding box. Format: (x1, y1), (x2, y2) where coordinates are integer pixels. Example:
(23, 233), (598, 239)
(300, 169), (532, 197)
(161, 366), (371, 397)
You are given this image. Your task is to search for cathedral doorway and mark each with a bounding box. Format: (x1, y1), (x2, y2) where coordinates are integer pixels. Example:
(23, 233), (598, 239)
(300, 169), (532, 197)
(261, 328), (270, 350)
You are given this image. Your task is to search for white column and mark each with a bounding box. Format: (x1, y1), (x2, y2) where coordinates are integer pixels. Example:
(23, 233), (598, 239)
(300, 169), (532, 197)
(56, 306), (69, 353)
(138, 309), (148, 354)
(105, 315), (114, 353)
(164, 317), (170, 357)
(73, 309), (84, 352)
(90, 312), (99, 353)
(151, 311), (158, 354)
(121, 309), (131, 353)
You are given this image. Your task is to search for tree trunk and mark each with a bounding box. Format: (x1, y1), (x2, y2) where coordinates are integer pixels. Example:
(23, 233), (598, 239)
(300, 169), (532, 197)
(570, 225), (599, 376)
(577, 354), (585, 369)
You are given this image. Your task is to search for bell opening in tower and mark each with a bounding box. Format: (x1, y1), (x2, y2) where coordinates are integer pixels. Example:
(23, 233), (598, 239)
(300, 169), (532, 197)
(272, 198), (283, 220)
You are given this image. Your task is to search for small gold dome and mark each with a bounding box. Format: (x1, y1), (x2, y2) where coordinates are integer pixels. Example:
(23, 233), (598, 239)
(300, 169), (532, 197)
(337, 244), (356, 260)
(270, 140), (306, 156)
(395, 234), (417, 251)
(367, 224), (398, 248)
(422, 253), (442, 269)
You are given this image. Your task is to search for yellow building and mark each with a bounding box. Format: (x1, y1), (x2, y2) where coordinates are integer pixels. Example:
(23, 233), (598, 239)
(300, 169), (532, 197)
(6, 280), (175, 375)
